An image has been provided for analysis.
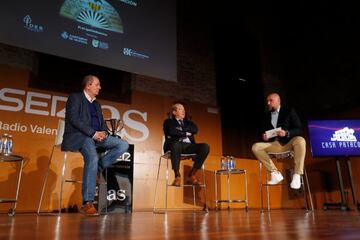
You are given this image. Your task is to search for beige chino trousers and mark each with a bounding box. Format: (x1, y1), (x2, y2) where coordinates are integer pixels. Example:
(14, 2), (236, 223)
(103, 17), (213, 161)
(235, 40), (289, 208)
(251, 136), (306, 175)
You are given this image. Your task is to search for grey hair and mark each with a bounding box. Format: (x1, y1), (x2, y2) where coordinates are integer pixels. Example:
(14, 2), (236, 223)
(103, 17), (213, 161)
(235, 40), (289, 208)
(81, 75), (98, 89)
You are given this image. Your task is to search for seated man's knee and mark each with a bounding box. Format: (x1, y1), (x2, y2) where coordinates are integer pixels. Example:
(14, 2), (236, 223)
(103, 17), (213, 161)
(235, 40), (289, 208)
(83, 137), (96, 146)
(169, 141), (182, 152)
(81, 138), (97, 155)
(120, 139), (129, 151)
(200, 143), (210, 154)
(252, 142), (262, 153)
(293, 136), (306, 147)
(108, 136), (128, 151)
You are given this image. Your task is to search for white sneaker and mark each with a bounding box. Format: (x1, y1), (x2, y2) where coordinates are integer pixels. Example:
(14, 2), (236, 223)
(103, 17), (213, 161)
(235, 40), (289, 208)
(290, 174), (301, 189)
(267, 171), (284, 185)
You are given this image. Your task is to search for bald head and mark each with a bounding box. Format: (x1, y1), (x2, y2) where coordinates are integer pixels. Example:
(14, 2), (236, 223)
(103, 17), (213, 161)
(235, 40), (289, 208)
(266, 93), (281, 112)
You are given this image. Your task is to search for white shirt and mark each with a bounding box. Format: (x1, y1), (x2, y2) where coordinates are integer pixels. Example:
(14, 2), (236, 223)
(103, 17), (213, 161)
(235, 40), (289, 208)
(83, 90), (96, 103)
(271, 106), (280, 128)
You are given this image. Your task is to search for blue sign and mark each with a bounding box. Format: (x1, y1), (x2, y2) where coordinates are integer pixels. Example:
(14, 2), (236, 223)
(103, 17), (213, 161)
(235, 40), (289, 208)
(308, 120), (360, 157)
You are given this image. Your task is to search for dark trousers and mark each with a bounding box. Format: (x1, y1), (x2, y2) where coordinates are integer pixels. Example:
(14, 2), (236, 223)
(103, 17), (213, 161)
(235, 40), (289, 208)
(168, 141), (210, 173)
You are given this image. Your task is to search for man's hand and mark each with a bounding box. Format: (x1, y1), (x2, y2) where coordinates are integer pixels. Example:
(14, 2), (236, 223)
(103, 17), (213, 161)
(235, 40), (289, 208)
(277, 129), (288, 137)
(263, 128), (288, 140)
(94, 131), (108, 142)
(262, 133), (269, 141)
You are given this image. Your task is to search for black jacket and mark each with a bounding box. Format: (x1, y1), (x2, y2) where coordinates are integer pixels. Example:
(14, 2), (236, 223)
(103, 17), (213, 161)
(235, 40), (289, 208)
(163, 118), (198, 152)
(262, 107), (303, 144)
(61, 92), (106, 151)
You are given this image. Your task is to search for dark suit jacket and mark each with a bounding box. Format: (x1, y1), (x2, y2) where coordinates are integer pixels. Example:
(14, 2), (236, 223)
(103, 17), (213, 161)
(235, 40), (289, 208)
(262, 107), (303, 144)
(163, 118), (198, 152)
(61, 92), (106, 151)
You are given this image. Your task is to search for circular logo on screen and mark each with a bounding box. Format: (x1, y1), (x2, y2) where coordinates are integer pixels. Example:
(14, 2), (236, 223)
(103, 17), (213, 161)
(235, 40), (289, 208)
(92, 39), (100, 48)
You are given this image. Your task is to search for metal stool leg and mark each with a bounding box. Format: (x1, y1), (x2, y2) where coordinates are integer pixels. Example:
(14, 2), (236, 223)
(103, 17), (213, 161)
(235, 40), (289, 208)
(266, 171), (270, 211)
(244, 170), (248, 211)
(102, 168), (108, 214)
(201, 165), (208, 212)
(11, 159), (24, 216)
(227, 172), (231, 210)
(98, 168), (108, 215)
(304, 169), (314, 211)
(260, 162), (264, 212)
(58, 152), (68, 215)
(301, 175), (309, 210)
(192, 185), (196, 209)
(214, 170), (218, 210)
(260, 162), (272, 211)
(165, 156), (169, 212)
(153, 155), (163, 213)
(37, 146), (56, 214)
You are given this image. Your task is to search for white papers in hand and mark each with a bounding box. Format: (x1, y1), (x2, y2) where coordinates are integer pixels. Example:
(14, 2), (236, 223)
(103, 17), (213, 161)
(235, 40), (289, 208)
(265, 127), (282, 139)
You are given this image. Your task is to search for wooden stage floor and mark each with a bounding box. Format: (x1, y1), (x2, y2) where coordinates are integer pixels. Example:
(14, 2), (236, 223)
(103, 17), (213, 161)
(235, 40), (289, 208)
(1, 209), (360, 239)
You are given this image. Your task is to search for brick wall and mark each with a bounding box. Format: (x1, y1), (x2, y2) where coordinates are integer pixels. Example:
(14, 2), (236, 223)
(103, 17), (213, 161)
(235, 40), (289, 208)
(0, 43), (36, 71)
(132, 1), (217, 106)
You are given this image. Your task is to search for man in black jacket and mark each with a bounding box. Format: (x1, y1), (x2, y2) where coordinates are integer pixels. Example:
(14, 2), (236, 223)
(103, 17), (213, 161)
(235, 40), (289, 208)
(252, 93), (306, 189)
(163, 103), (210, 186)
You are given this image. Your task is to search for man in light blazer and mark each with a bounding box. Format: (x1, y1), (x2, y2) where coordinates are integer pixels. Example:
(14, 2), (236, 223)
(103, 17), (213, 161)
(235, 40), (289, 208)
(62, 75), (129, 215)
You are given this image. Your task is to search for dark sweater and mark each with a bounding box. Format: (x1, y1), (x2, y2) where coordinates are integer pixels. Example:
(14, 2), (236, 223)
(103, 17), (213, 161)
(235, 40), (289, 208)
(88, 101), (100, 131)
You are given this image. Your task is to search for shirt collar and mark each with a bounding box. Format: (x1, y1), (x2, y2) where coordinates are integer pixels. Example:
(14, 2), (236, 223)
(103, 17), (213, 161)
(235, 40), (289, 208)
(175, 118), (184, 122)
(272, 106), (281, 113)
(84, 90), (96, 103)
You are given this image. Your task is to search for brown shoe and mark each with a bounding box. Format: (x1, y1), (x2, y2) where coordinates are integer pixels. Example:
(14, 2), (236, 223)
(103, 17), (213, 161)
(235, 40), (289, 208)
(79, 202), (99, 216)
(186, 175), (201, 185)
(172, 177), (181, 187)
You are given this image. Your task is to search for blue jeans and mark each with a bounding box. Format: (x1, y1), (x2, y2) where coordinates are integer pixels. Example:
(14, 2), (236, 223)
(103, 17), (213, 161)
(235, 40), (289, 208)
(79, 136), (129, 202)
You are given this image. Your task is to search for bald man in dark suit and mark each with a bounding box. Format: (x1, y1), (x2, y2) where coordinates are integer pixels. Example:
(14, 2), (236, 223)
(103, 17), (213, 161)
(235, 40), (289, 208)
(252, 93), (306, 189)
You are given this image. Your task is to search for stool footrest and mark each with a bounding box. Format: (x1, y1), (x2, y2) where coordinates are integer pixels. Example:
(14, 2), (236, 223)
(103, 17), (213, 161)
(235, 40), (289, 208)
(262, 183), (287, 186)
(167, 184), (206, 187)
(215, 169), (246, 174)
(65, 180), (82, 183)
(0, 199), (17, 203)
(215, 199), (247, 203)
